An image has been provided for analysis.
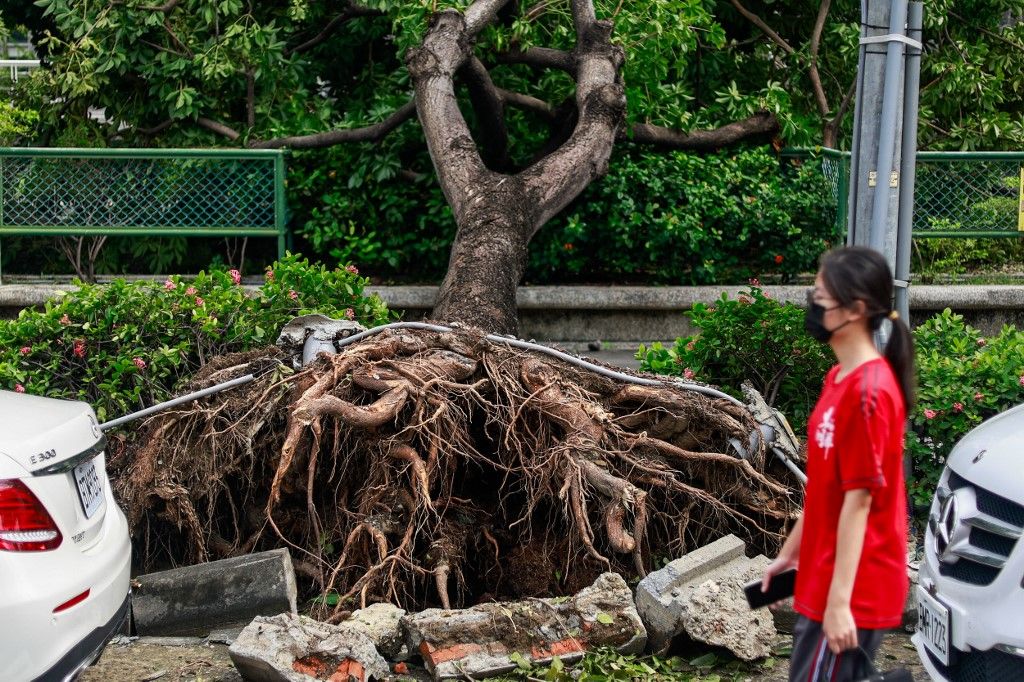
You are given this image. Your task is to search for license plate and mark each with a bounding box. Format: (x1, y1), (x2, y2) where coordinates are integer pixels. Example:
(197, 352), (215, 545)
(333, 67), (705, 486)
(917, 586), (951, 666)
(73, 458), (103, 519)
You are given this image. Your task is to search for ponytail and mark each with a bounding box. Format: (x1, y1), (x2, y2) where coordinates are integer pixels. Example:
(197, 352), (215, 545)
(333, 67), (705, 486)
(883, 315), (915, 410)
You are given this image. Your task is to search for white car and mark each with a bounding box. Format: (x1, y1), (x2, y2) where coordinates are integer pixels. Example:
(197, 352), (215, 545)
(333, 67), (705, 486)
(913, 403), (1024, 681)
(0, 390), (131, 682)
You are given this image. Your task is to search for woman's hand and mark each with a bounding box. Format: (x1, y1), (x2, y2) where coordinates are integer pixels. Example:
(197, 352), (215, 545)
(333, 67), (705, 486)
(760, 554), (798, 594)
(822, 601), (858, 654)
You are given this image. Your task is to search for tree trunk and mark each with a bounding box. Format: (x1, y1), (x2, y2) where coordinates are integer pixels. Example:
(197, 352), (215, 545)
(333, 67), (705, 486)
(431, 179), (534, 335)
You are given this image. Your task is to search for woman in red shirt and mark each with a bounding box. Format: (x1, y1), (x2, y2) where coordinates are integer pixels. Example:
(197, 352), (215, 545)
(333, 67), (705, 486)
(761, 246), (914, 681)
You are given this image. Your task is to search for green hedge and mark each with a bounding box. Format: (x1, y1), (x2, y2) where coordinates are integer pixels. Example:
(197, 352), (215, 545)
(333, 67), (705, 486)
(639, 289), (1024, 512)
(0, 254), (391, 421)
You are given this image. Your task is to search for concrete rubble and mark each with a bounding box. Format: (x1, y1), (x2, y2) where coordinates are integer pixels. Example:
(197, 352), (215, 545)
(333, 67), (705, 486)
(402, 572), (646, 680)
(344, 603), (407, 660)
(133, 548), (298, 637)
(229, 613), (390, 682)
(635, 534), (776, 660)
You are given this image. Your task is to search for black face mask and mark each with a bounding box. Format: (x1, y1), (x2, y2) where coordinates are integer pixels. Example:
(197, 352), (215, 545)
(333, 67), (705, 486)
(804, 291), (850, 342)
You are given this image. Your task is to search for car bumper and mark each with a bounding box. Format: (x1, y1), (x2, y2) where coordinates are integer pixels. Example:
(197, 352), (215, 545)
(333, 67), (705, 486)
(33, 591), (130, 682)
(0, 496), (131, 681)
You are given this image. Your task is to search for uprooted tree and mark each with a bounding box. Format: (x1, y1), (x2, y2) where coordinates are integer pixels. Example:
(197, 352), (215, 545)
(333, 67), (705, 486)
(30, 0), (805, 611)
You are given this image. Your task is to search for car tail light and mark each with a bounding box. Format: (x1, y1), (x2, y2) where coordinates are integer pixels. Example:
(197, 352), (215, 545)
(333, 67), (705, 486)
(0, 479), (63, 551)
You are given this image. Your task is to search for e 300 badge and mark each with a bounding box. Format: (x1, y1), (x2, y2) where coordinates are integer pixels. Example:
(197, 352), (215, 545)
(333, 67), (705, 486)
(30, 448), (58, 466)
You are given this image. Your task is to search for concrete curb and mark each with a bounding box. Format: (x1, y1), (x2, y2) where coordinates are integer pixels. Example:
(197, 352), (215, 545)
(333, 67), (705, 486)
(132, 548), (298, 637)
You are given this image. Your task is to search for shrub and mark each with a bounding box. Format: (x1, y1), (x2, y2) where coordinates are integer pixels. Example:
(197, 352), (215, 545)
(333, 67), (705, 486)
(637, 283), (834, 430)
(641, 300), (1024, 515)
(528, 147), (840, 284)
(907, 309), (1024, 507)
(0, 254), (392, 421)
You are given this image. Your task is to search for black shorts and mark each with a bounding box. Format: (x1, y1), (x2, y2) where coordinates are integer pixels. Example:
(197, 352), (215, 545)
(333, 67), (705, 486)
(789, 615), (887, 682)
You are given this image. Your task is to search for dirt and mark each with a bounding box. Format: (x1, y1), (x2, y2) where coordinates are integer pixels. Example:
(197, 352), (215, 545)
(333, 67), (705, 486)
(80, 630), (928, 681)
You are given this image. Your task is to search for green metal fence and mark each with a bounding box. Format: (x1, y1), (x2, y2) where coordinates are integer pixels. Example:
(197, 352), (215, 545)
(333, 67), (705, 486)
(0, 147), (288, 267)
(787, 149), (1024, 239)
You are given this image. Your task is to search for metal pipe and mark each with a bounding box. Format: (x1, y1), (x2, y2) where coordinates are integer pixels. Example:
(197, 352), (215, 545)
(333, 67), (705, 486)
(895, 1), (923, 321)
(333, 321), (746, 406)
(772, 447), (809, 485)
(100, 374), (256, 430)
(868, 0), (909, 254)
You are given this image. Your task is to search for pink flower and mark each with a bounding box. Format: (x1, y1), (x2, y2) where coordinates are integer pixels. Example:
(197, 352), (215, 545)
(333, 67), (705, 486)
(73, 340), (86, 358)
(265, 269), (274, 281)
(953, 402), (964, 413)
(164, 278), (175, 290)
(133, 357), (146, 370)
(345, 308), (355, 320)
(977, 338), (987, 347)
(59, 314), (71, 326)
(749, 278), (761, 287)
(683, 368), (695, 380)
(1019, 375), (1024, 387)
(19, 346), (30, 355)
(685, 340), (696, 352)
(974, 392), (984, 401)
(288, 290), (298, 300)
(346, 265), (359, 275)
(738, 294), (753, 305)
(194, 296), (204, 307)
(228, 269), (242, 285)
(185, 286), (197, 296)
(14, 383), (25, 393)
(924, 408), (937, 419)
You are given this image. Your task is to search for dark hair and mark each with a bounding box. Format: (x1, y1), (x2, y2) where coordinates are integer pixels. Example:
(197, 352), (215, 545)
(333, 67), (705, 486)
(819, 246), (915, 408)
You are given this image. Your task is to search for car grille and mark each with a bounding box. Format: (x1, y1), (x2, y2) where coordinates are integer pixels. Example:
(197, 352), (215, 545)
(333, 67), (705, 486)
(927, 648), (1024, 682)
(929, 470), (1024, 586)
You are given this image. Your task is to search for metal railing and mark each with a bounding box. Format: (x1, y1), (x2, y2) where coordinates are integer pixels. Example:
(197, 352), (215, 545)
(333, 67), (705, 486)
(0, 59), (40, 82)
(0, 148), (288, 277)
(786, 149), (1024, 238)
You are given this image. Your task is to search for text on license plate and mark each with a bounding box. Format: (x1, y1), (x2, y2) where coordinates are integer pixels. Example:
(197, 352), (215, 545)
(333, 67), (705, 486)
(917, 586), (951, 666)
(73, 458), (103, 519)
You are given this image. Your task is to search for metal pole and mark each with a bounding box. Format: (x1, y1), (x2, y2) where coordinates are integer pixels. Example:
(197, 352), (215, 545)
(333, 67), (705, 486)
(274, 151), (287, 259)
(849, 0), (894, 247)
(846, 0), (868, 244)
(868, 0), (909, 260)
(895, 2), (923, 321)
(100, 374), (255, 430)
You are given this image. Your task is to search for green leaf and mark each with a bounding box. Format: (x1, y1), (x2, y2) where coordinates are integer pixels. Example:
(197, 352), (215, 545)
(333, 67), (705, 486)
(595, 613), (614, 625)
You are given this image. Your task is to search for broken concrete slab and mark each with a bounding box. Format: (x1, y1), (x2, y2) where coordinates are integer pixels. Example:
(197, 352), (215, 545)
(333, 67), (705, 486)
(343, 603), (406, 659)
(229, 613), (390, 682)
(402, 572), (645, 680)
(133, 548), (298, 637)
(635, 534), (776, 660)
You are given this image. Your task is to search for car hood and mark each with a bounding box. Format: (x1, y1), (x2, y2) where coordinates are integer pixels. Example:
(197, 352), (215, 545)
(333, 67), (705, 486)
(0, 390), (103, 475)
(947, 402), (1024, 500)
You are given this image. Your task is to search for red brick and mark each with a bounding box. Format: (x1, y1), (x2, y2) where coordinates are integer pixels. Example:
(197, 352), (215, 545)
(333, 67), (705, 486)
(419, 640), (485, 665)
(328, 658), (366, 682)
(531, 638), (586, 659)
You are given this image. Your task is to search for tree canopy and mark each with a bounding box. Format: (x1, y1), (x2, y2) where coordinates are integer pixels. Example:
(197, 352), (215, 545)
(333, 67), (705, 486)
(8, 0), (1023, 152)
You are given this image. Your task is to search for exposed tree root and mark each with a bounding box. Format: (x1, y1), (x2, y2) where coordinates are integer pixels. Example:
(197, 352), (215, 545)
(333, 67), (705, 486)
(113, 327), (802, 613)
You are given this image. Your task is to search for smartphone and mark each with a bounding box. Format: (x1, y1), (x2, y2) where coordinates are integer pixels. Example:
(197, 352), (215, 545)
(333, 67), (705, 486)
(743, 568), (797, 609)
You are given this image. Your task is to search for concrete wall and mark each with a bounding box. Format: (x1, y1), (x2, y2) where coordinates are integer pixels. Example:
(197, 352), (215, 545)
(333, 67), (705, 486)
(4, 283), (1024, 351)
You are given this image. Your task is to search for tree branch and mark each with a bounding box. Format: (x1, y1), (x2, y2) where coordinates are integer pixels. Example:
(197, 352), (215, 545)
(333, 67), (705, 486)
(286, 4), (384, 55)
(729, 0), (795, 54)
(197, 117), (241, 141)
(245, 67), (256, 129)
(808, 0), (832, 116)
(461, 57), (511, 171)
(494, 47), (576, 75)
(249, 99), (416, 149)
(520, 1), (625, 229)
(626, 112), (779, 151)
(497, 87), (558, 121)
(407, 0), (515, 220)
(139, 0), (180, 12)
(136, 119), (175, 136)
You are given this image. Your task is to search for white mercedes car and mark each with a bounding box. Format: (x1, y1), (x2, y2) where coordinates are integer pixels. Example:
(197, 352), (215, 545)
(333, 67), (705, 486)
(914, 403), (1024, 681)
(0, 390), (131, 682)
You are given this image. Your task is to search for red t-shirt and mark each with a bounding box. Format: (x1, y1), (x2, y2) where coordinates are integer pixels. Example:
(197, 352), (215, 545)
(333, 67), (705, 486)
(794, 357), (909, 629)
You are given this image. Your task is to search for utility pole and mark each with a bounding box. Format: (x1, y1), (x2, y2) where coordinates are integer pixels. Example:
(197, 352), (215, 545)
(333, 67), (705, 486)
(847, 0), (923, 321)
